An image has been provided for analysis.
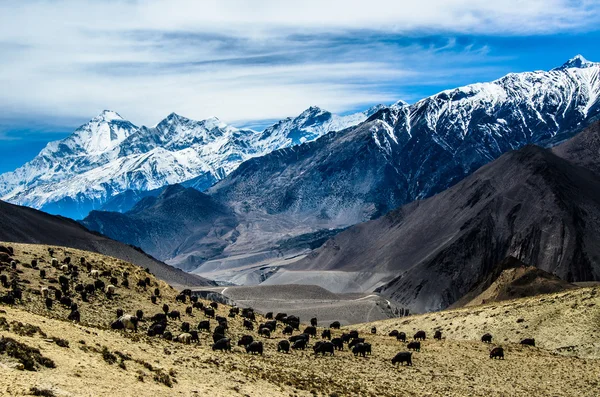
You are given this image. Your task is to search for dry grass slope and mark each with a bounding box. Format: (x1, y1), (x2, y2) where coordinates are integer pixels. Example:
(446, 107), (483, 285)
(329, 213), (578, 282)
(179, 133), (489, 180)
(0, 243), (598, 396)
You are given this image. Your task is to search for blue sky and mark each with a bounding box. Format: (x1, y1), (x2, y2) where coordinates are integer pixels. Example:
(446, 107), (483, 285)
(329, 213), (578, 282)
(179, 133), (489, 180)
(1, 0), (600, 173)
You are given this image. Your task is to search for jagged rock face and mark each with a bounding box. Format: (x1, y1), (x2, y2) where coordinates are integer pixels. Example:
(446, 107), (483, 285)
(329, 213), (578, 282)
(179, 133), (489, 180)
(0, 107), (374, 219)
(211, 57), (600, 228)
(293, 122), (600, 312)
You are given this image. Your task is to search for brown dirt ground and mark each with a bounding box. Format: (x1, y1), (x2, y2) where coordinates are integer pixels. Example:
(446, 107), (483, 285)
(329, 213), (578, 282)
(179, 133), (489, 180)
(0, 243), (599, 396)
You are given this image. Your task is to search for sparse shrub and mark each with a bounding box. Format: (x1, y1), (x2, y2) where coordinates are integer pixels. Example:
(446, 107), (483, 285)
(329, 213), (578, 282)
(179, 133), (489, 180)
(29, 387), (55, 396)
(101, 346), (117, 365)
(0, 337), (55, 371)
(51, 337), (69, 348)
(153, 369), (173, 387)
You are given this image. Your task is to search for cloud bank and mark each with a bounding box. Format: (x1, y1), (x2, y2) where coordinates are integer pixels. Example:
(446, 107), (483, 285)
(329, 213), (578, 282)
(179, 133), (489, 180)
(0, 0), (598, 131)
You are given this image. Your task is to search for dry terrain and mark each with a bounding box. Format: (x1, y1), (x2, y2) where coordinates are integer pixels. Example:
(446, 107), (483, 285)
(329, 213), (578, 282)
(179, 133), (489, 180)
(0, 243), (598, 396)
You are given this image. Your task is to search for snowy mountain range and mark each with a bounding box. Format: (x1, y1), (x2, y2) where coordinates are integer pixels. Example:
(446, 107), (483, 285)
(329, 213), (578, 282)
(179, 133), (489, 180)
(0, 106), (381, 219)
(83, 56), (600, 276)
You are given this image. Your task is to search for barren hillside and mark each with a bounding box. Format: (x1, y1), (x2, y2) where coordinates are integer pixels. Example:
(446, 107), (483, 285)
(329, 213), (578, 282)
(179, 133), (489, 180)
(0, 243), (598, 396)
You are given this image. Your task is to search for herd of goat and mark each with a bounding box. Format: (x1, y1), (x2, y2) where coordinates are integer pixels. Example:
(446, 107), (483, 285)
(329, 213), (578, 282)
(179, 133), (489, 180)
(0, 245), (539, 368)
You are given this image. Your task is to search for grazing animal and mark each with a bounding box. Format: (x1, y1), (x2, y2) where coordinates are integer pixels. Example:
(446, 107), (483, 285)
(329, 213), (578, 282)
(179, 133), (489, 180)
(175, 294), (186, 303)
(210, 302), (218, 309)
(45, 297), (53, 309)
(60, 264), (69, 272)
(185, 306), (193, 316)
(520, 338), (536, 347)
(90, 269), (99, 279)
(162, 331), (173, 341)
(310, 317), (317, 327)
(168, 310), (181, 320)
(198, 320), (211, 332)
(162, 304), (169, 314)
(329, 321), (341, 329)
(275, 313), (287, 321)
(194, 302), (204, 310)
(41, 287), (49, 298)
(348, 330), (359, 340)
(137, 279), (147, 288)
(177, 333), (192, 344)
(110, 277), (118, 286)
(136, 310), (144, 320)
(151, 313), (167, 323)
(392, 352), (412, 366)
(434, 330), (442, 340)
(105, 284), (116, 297)
(292, 339), (307, 350)
(289, 334), (309, 343)
(414, 331), (426, 340)
(490, 347), (504, 359)
(84, 283), (95, 294)
(94, 280), (105, 291)
(154, 288), (160, 297)
(150, 295), (157, 304)
(352, 343), (370, 357)
(371, 327), (377, 334)
(265, 312), (273, 319)
(39, 269), (46, 279)
(116, 308), (124, 318)
(321, 329), (331, 340)
(112, 315), (138, 332)
(259, 328), (271, 338)
(190, 296), (198, 303)
(147, 322), (166, 336)
(121, 279), (129, 288)
(212, 338), (231, 351)
(278, 340), (290, 353)
(341, 333), (352, 343)
(214, 325), (226, 336)
(243, 319), (254, 330)
(181, 322), (191, 333)
(481, 333), (493, 343)
(60, 296), (72, 307)
(314, 341), (335, 356)
(348, 338), (365, 349)
(407, 341), (421, 352)
(303, 326), (317, 338)
(190, 331), (199, 343)
(212, 333), (225, 344)
(70, 302), (78, 312)
(182, 289), (192, 296)
(68, 310), (80, 322)
(246, 341), (263, 355)
(331, 338), (344, 351)
(397, 332), (407, 342)
(238, 335), (254, 347)
(283, 325), (294, 335)
(51, 258), (59, 267)
(204, 307), (215, 318)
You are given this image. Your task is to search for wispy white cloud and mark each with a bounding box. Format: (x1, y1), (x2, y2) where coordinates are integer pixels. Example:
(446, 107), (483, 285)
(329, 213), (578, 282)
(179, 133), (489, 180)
(0, 0), (598, 131)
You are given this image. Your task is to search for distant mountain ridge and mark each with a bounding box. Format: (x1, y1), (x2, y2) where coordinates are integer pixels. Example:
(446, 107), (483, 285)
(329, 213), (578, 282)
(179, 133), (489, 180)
(82, 57), (600, 281)
(0, 106), (380, 219)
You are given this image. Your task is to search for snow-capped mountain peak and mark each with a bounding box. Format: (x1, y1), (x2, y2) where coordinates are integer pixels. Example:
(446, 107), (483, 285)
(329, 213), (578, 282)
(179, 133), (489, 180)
(94, 110), (125, 122)
(0, 105), (374, 218)
(554, 54), (598, 70)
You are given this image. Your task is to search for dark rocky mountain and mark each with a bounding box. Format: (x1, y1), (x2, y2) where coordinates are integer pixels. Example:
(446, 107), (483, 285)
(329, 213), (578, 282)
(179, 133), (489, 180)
(84, 58), (600, 277)
(449, 257), (576, 308)
(291, 121), (600, 312)
(0, 198), (214, 288)
(82, 185), (238, 270)
(211, 58), (600, 228)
